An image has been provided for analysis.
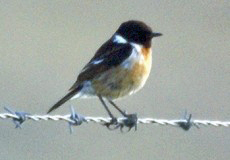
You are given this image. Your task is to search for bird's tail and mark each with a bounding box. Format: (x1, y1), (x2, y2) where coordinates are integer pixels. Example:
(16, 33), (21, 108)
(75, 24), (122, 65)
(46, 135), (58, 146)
(47, 85), (82, 114)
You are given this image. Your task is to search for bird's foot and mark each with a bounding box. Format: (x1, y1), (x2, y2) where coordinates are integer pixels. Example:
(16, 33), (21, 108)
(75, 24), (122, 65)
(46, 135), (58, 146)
(119, 113), (138, 132)
(104, 117), (120, 130)
(104, 113), (138, 132)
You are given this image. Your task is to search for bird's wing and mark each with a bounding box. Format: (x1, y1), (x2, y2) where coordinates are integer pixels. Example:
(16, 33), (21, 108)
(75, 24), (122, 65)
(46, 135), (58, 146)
(69, 39), (132, 91)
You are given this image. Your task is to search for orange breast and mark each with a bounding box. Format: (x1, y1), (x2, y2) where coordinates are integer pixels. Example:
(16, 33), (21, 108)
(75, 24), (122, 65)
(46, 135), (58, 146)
(92, 47), (152, 99)
(129, 47), (152, 91)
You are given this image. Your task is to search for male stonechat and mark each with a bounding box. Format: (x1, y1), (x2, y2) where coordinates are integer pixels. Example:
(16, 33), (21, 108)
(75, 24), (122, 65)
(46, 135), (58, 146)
(47, 20), (162, 128)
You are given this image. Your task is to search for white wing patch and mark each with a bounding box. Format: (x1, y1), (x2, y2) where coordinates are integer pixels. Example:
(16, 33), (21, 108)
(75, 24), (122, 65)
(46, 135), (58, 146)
(82, 36), (144, 72)
(113, 34), (127, 44)
(91, 59), (104, 65)
(80, 59), (104, 73)
(83, 35), (127, 68)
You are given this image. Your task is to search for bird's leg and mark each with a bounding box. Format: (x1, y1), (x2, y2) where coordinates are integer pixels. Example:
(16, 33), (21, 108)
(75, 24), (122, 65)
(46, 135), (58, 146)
(98, 95), (115, 119)
(108, 100), (126, 116)
(98, 95), (118, 129)
(108, 100), (138, 131)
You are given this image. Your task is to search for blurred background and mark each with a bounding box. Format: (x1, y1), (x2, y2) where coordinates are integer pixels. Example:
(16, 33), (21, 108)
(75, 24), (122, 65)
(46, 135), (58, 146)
(0, 1), (229, 160)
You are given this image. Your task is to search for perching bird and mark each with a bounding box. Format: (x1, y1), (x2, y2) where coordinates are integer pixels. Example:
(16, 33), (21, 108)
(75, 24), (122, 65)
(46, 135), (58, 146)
(47, 20), (162, 126)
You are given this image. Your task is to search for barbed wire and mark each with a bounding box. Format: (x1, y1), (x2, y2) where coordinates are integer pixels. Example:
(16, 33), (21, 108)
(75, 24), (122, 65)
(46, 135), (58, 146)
(1, 106), (230, 133)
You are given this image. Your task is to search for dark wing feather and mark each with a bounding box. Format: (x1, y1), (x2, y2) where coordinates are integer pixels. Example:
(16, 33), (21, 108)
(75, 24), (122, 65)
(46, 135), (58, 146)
(69, 39), (132, 91)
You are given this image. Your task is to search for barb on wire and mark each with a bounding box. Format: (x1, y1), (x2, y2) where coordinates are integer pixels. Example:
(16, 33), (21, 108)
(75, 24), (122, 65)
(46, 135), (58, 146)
(1, 106), (230, 133)
(4, 107), (29, 128)
(68, 106), (86, 134)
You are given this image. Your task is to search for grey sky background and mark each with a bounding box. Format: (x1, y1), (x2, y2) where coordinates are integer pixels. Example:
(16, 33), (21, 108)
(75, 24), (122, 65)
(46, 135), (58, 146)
(0, 1), (229, 160)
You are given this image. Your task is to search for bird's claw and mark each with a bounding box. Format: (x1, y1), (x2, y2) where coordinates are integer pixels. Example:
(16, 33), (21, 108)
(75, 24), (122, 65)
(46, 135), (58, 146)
(104, 117), (120, 130)
(178, 111), (193, 131)
(120, 113), (138, 132)
(104, 113), (138, 132)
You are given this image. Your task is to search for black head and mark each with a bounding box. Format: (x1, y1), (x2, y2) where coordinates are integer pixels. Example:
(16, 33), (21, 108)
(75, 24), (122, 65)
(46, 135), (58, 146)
(116, 20), (162, 47)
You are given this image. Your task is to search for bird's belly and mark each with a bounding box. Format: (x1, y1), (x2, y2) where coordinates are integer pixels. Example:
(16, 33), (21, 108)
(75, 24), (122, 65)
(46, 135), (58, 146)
(92, 48), (152, 99)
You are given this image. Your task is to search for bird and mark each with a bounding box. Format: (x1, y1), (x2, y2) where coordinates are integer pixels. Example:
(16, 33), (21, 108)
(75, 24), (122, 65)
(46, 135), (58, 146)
(47, 20), (162, 127)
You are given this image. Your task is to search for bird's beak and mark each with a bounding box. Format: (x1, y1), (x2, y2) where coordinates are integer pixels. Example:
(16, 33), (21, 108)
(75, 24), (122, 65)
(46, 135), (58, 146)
(152, 32), (163, 38)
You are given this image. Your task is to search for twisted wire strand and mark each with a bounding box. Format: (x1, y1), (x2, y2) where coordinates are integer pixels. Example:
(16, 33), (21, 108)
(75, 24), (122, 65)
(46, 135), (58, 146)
(1, 112), (230, 128)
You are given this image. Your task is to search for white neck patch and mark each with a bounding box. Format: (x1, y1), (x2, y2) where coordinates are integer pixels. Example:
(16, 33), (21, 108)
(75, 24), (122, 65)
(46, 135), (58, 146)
(113, 34), (142, 52)
(113, 34), (127, 44)
(130, 42), (142, 53)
